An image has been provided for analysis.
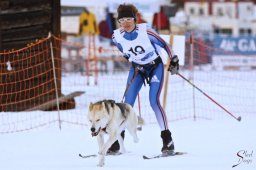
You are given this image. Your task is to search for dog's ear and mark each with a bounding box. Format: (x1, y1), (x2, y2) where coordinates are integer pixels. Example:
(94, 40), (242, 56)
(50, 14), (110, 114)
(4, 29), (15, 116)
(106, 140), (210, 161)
(110, 100), (115, 107)
(89, 102), (93, 111)
(102, 101), (105, 109)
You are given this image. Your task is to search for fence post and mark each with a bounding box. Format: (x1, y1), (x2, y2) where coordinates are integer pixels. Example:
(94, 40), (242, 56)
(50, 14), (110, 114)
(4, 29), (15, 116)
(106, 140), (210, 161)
(189, 33), (196, 121)
(49, 32), (62, 130)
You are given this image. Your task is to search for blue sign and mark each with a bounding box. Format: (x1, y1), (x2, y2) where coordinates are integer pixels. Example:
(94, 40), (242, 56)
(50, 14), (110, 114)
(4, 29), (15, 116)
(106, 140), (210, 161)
(213, 36), (256, 55)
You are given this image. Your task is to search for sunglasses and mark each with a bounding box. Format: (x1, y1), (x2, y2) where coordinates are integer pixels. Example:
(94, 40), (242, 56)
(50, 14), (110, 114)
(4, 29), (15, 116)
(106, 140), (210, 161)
(118, 17), (134, 23)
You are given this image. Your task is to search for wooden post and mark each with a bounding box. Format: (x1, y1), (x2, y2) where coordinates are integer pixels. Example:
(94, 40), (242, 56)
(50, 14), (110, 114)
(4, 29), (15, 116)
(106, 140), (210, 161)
(163, 34), (174, 112)
(49, 33), (61, 130)
(93, 34), (98, 85)
(189, 33), (196, 121)
(0, 29), (2, 51)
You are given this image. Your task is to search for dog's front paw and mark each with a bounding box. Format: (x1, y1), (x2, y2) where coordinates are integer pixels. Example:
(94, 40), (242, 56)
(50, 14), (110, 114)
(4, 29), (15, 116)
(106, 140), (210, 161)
(134, 137), (139, 143)
(97, 162), (105, 167)
(97, 155), (105, 167)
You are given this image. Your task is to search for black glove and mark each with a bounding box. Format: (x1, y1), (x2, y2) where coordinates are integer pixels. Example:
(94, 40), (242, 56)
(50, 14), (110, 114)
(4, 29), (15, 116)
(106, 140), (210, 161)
(168, 55), (179, 75)
(123, 54), (129, 61)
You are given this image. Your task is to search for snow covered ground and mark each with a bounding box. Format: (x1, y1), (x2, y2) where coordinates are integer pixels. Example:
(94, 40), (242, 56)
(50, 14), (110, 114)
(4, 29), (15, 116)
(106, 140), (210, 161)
(0, 114), (255, 170)
(1, 70), (256, 170)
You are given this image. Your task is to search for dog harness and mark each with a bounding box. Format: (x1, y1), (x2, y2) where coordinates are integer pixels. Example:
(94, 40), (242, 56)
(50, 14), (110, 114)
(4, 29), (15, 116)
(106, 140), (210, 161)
(132, 56), (162, 85)
(100, 100), (127, 134)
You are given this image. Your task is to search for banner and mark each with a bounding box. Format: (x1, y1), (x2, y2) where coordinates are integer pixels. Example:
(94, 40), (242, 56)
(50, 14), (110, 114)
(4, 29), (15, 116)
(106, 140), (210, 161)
(213, 36), (256, 55)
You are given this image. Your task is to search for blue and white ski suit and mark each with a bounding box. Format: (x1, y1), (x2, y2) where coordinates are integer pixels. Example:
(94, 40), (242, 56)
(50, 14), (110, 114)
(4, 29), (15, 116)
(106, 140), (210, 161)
(112, 23), (173, 130)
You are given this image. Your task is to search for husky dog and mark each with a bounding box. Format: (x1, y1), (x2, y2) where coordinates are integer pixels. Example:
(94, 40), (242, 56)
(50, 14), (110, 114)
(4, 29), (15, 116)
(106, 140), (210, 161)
(87, 100), (140, 167)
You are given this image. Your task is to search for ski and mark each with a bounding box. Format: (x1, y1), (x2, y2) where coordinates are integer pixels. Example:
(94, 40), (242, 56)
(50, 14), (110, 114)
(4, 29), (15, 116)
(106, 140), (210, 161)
(79, 152), (122, 158)
(143, 152), (187, 160)
(79, 153), (97, 158)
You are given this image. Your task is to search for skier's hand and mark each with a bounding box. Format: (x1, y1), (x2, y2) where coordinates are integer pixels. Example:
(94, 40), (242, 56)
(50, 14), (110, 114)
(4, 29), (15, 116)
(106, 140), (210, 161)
(168, 55), (179, 75)
(123, 54), (129, 61)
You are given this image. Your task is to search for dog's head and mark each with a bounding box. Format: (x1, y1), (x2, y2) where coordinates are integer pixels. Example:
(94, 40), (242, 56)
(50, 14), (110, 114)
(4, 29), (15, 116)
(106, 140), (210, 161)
(87, 101), (111, 137)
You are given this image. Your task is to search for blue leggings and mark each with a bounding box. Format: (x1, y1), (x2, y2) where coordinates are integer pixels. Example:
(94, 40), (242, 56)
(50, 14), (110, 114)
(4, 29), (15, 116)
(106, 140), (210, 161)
(124, 63), (169, 130)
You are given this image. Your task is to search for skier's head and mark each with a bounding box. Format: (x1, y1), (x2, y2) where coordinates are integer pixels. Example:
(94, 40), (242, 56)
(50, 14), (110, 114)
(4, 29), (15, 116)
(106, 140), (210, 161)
(117, 4), (138, 22)
(117, 4), (138, 32)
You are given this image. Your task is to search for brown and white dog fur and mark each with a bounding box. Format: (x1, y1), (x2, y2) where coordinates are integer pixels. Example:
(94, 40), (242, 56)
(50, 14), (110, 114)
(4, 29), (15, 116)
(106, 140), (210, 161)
(87, 100), (140, 167)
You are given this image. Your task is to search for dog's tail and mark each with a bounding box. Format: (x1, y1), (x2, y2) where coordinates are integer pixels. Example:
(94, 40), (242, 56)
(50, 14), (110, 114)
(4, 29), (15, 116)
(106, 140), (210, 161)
(137, 116), (144, 131)
(137, 116), (144, 125)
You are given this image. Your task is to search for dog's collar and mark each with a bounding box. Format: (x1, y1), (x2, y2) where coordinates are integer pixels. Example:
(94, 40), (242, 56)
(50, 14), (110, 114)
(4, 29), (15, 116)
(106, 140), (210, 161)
(101, 124), (109, 134)
(102, 120), (125, 133)
(101, 127), (107, 133)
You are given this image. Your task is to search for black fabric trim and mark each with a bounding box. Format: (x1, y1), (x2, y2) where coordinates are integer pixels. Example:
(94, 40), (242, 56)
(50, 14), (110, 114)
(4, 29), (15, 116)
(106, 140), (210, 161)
(118, 11), (135, 19)
(115, 103), (126, 118)
(132, 57), (163, 85)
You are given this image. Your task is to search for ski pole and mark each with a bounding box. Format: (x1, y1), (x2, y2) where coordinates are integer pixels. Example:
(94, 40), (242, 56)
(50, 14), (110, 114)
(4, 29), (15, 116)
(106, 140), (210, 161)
(121, 69), (139, 103)
(137, 93), (142, 131)
(121, 69), (143, 130)
(177, 72), (241, 122)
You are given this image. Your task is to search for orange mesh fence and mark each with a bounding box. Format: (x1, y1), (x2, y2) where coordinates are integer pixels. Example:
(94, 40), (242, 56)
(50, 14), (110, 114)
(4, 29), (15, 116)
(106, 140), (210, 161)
(0, 36), (62, 133)
(0, 37), (57, 111)
(0, 34), (255, 134)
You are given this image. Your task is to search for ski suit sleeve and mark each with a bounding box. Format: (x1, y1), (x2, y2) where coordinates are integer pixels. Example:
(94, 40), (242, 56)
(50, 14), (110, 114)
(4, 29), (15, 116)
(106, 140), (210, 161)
(146, 27), (173, 59)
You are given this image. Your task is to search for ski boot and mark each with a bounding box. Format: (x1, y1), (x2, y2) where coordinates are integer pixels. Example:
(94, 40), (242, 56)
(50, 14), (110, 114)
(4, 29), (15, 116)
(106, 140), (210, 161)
(161, 129), (175, 154)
